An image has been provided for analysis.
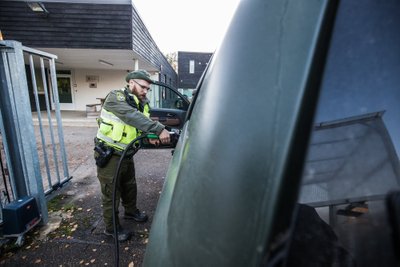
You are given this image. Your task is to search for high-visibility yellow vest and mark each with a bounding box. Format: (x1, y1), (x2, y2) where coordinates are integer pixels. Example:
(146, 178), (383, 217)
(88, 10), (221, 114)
(96, 92), (150, 151)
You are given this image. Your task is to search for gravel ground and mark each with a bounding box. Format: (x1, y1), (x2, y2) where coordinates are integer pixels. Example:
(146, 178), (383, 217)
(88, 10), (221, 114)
(0, 126), (173, 266)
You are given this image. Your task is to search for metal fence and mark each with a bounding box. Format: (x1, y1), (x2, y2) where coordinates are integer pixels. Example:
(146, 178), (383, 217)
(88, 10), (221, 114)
(0, 40), (71, 224)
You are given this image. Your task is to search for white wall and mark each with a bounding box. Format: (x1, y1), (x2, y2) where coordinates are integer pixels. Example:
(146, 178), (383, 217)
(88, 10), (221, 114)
(71, 69), (127, 111)
(69, 68), (159, 111)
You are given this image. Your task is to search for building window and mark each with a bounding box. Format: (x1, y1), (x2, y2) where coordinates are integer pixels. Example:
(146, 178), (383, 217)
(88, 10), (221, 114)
(189, 60), (195, 74)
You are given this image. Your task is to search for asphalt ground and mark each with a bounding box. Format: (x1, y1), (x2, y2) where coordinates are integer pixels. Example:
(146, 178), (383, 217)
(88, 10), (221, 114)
(0, 126), (173, 266)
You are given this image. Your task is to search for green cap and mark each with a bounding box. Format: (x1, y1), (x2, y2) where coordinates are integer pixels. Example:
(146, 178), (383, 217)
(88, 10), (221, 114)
(125, 69), (154, 84)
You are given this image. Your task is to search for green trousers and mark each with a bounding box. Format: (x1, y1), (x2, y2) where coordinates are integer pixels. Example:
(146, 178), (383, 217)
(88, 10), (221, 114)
(96, 154), (137, 230)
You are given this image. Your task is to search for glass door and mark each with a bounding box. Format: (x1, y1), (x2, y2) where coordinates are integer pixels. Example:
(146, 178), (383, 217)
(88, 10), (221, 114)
(56, 75), (75, 110)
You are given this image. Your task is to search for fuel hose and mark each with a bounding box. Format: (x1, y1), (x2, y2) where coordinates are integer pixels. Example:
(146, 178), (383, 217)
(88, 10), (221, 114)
(110, 133), (163, 267)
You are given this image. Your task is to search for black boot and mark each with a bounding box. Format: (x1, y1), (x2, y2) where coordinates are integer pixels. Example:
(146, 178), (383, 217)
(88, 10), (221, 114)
(104, 226), (132, 242)
(124, 209), (148, 223)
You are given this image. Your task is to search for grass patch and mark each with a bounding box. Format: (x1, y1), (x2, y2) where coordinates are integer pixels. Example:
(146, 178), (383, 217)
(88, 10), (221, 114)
(47, 194), (67, 211)
(47, 194), (77, 212)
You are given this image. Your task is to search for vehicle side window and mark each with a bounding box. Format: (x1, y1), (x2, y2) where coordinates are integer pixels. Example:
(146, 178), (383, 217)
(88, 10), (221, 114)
(294, 1), (400, 266)
(148, 84), (189, 110)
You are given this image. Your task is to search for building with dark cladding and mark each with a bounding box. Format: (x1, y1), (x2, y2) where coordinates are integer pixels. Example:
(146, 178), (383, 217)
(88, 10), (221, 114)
(0, 0), (177, 111)
(178, 51), (212, 98)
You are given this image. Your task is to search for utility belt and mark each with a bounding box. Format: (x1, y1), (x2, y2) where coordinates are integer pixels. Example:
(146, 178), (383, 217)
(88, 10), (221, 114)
(94, 138), (136, 167)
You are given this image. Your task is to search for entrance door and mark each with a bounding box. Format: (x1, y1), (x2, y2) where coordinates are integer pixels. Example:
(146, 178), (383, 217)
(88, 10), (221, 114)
(56, 75), (75, 110)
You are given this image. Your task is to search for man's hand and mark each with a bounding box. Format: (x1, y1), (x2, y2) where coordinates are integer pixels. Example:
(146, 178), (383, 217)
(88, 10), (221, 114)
(158, 129), (171, 144)
(148, 138), (160, 146)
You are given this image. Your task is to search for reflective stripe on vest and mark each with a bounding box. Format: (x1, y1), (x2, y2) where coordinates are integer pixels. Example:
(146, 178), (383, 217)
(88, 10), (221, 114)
(96, 108), (137, 151)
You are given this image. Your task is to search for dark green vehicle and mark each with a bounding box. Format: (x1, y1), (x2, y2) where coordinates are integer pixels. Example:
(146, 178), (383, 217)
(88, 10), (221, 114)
(144, 0), (400, 266)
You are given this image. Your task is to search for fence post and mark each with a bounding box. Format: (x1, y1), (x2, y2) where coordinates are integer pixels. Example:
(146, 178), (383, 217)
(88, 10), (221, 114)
(0, 41), (48, 224)
(0, 43), (28, 199)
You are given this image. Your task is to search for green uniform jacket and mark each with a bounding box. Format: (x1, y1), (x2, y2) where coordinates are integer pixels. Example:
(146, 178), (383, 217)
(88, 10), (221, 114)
(98, 87), (165, 148)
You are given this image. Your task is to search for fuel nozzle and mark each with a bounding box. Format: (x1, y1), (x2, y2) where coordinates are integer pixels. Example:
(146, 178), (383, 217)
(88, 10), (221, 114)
(146, 131), (179, 146)
(146, 133), (159, 139)
(147, 131), (178, 138)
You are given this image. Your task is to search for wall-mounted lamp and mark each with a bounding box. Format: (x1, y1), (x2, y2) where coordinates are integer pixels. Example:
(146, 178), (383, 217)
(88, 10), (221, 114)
(27, 2), (49, 16)
(99, 59), (114, 67)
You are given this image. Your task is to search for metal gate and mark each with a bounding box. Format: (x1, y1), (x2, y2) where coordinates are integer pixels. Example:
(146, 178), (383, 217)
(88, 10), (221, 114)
(0, 40), (71, 224)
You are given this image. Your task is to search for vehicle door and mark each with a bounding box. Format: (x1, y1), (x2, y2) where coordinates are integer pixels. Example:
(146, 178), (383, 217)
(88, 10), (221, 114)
(144, 81), (190, 148)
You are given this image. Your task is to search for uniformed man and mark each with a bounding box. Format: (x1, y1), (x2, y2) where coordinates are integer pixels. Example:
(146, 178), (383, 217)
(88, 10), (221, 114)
(94, 69), (170, 242)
